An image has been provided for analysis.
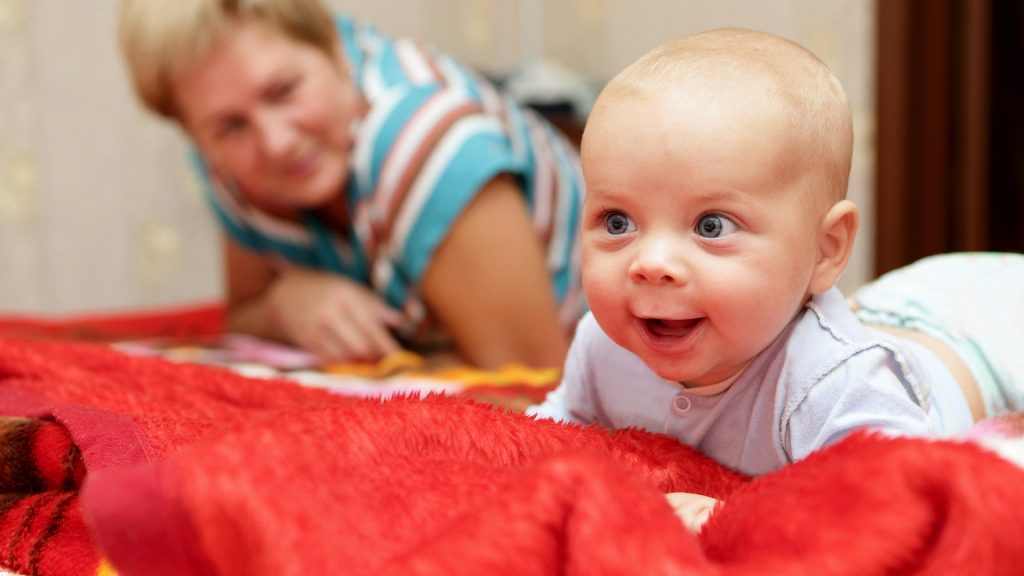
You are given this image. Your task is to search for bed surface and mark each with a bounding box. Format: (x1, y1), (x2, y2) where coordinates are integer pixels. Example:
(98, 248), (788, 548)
(3, 305), (1024, 575)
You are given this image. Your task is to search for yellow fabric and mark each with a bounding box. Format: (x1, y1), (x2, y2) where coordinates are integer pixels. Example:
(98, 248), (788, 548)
(97, 560), (117, 576)
(323, 351), (560, 388)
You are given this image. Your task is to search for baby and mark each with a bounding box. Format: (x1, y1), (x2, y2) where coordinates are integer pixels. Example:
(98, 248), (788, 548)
(530, 28), (1024, 478)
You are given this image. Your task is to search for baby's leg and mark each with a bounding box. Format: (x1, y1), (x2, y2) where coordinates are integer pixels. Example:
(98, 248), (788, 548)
(850, 252), (1024, 419)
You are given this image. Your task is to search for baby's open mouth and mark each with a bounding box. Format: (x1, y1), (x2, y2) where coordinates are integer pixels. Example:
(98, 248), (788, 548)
(643, 317), (702, 338)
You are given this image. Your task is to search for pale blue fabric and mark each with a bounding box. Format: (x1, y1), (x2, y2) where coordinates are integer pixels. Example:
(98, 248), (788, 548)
(530, 287), (973, 476)
(853, 252), (1024, 417)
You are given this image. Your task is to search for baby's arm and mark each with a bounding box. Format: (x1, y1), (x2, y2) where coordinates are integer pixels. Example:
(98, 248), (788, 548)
(526, 383), (578, 422)
(526, 313), (599, 424)
(785, 349), (934, 462)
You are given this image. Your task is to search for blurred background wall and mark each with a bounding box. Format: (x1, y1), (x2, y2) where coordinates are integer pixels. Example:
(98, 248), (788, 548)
(0, 0), (875, 314)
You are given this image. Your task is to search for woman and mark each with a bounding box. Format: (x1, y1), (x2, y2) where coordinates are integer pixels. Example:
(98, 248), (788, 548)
(119, 0), (586, 368)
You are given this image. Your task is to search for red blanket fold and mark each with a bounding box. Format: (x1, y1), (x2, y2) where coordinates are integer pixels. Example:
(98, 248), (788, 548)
(2, 336), (1024, 576)
(0, 303), (223, 342)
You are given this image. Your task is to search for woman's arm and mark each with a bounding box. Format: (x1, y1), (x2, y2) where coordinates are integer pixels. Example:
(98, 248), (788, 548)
(421, 174), (570, 369)
(222, 236), (281, 340)
(223, 238), (403, 362)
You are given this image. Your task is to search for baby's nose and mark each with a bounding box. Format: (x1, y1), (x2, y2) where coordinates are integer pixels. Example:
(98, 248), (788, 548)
(629, 238), (688, 286)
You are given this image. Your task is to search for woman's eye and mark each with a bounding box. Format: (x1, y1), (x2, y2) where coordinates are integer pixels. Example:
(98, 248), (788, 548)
(216, 118), (247, 139)
(269, 79), (299, 102)
(603, 211), (636, 235)
(695, 214), (738, 238)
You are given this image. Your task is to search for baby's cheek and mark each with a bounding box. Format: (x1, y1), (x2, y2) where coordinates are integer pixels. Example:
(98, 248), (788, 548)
(582, 282), (625, 335)
(581, 267), (615, 306)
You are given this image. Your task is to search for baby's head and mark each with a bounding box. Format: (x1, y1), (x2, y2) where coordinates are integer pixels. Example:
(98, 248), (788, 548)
(580, 28), (858, 387)
(588, 27), (854, 211)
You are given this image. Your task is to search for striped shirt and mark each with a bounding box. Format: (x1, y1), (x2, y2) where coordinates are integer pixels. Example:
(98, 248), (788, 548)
(197, 14), (586, 340)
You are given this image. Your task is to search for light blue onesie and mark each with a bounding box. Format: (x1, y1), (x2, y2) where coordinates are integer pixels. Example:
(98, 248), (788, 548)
(530, 287), (974, 476)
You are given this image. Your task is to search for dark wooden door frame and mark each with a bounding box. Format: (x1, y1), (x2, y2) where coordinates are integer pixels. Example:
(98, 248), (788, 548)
(875, 0), (994, 275)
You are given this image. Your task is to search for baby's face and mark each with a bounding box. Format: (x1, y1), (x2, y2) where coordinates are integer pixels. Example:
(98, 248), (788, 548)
(174, 18), (364, 212)
(579, 90), (825, 387)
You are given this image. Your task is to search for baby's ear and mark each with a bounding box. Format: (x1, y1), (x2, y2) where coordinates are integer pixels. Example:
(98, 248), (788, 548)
(809, 200), (858, 294)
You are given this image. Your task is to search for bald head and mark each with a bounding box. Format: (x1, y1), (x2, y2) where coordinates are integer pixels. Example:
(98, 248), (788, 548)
(587, 28), (853, 205)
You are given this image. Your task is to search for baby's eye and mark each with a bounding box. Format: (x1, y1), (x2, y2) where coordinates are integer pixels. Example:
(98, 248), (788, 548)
(695, 214), (738, 238)
(603, 211), (636, 235)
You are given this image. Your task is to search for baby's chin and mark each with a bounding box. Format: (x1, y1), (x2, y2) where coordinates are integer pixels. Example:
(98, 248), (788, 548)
(642, 357), (743, 389)
(640, 357), (701, 385)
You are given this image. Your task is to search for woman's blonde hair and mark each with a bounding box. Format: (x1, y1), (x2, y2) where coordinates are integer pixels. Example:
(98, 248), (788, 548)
(120, 0), (336, 119)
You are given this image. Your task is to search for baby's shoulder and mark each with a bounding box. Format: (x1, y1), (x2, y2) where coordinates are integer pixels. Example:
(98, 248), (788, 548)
(774, 289), (924, 404)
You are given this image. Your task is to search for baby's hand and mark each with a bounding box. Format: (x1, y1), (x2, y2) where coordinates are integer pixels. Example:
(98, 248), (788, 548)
(664, 492), (719, 533)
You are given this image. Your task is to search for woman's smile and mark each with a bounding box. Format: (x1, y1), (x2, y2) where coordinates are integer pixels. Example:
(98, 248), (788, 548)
(282, 148), (321, 179)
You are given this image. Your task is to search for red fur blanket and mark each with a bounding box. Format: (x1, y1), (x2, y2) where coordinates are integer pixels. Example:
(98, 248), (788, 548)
(2, 337), (1023, 575)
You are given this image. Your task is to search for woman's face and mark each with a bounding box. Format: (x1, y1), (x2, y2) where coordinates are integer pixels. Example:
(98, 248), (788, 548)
(173, 18), (365, 210)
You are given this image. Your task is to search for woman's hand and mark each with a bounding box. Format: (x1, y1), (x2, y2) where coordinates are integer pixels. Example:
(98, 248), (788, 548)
(664, 492), (719, 533)
(266, 267), (405, 364)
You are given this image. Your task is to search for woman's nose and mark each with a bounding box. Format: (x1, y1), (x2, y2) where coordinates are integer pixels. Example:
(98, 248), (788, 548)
(629, 236), (688, 286)
(255, 111), (298, 159)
